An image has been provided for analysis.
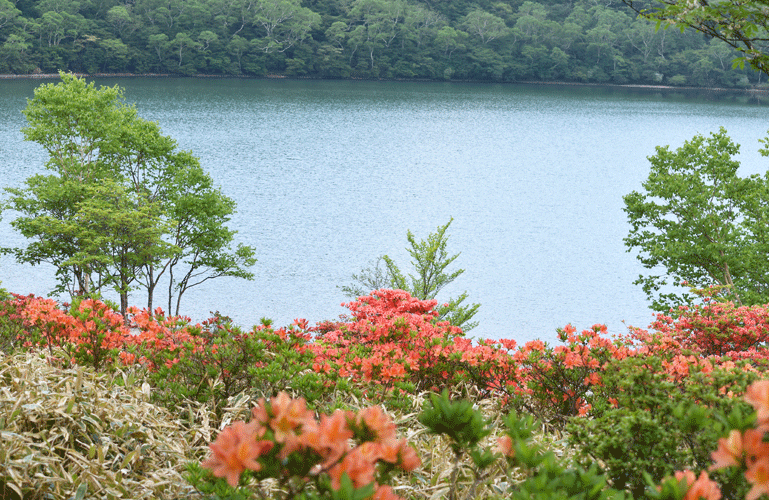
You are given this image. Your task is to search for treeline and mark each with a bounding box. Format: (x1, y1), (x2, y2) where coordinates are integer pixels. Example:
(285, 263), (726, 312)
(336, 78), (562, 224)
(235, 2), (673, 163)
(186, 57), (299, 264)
(0, 0), (764, 86)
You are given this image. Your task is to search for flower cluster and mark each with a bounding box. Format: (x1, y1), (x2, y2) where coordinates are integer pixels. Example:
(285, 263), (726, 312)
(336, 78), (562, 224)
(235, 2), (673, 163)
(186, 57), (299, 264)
(627, 300), (769, 361)
(10, 294), (130, 369)
(663, 380), (769, 500)
(705, 380), (769, 500)
(309, 289), (471, 394)
(201, 391), (420, 499)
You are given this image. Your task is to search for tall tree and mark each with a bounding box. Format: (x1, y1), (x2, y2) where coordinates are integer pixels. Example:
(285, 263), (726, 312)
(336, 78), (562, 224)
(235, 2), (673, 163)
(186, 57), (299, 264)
(623, 127), (769, 310)
(67, 181), (177, 316)
(3, 73), (256, 316)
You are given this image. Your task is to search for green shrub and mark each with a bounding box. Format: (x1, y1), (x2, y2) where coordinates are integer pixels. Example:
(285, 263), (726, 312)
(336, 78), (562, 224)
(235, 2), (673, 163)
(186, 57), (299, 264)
(567, 354), (758, 498)
(143, 314), (332, 424)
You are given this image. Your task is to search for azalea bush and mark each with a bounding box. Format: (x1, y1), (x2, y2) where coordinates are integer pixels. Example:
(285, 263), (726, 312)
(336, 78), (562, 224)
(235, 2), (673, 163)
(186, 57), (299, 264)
(6, 293), (130, 370)
(310, 289), (475, 399)
(625, 295), (769, 361)
(643, 379), (769, 500)
(567, 342), (769, 499)
(0, 293), (38, 353)
(461, 324), (632, 426)
(127, 311), (334, 424)
(7, 288), (769, 500)
(189, 391), (420, 500)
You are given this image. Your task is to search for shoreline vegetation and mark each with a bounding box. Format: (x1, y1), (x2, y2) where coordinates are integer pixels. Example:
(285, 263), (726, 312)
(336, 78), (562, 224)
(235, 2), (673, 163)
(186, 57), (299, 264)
(4, 0), (768, 94)
(3, 288), (769, 499)
(3, 72), (769, 96)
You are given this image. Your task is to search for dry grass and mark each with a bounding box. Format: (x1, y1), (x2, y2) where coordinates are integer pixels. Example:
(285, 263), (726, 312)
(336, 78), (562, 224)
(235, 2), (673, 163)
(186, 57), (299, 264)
(0, 351), (567, 500)
(0, 351), (204, 499)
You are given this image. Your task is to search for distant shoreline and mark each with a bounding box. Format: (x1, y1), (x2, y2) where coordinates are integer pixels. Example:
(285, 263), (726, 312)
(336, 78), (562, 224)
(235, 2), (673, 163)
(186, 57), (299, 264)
(2, 72), (768, 94)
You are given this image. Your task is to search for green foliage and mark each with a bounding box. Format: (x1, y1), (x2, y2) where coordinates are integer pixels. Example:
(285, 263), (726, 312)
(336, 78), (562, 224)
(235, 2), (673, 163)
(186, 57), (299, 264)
(567, 354), (758, 498)
(342, 218), (480, 331)
(0, 295), (26, 354)
(0, 0), (764, 86)
(419, 389), (491, 455)
(142, 316), (329, 424)
(622, 0), (769, 77)
(497, 412), (628, 500)
(623, 127), (769, 311)
(3, 73), (255, 317)
(185, 462), (254, 500)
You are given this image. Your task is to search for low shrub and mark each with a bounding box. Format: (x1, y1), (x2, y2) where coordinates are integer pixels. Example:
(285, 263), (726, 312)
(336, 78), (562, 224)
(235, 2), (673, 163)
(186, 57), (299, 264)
(0, 351), (200, 499)
(129, 312), (332, 424)
(567, 354), (760, 498)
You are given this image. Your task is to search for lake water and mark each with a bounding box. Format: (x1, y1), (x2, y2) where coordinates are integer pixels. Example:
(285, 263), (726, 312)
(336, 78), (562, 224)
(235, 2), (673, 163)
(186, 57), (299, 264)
(1, 78), (768, 344)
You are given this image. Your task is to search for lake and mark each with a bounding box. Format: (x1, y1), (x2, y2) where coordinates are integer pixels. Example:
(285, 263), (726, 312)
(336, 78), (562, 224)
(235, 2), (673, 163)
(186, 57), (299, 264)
(1, 78), (768, 344)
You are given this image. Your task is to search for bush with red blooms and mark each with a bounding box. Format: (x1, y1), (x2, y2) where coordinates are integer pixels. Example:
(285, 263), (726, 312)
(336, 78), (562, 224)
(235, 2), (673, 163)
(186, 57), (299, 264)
(629, 299), (769, 359)
(645, 379), (769, 500)
(188, 391), (420, 500)
(309, 289), (475, 397)
(477, 324), (632, 424)
(6, 293), (129, 370)
(124, 310), (329, 423)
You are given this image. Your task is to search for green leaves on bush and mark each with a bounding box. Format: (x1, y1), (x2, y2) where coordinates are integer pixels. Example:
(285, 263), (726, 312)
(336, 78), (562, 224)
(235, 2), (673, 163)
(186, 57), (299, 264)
(567, 354), (758, 498)
(419, 389), (491, 456)
(142, 314), (331, 424)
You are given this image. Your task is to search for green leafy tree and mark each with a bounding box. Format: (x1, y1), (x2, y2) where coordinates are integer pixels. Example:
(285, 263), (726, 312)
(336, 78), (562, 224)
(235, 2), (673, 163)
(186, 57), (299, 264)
(251, 0), (321, 53)
(3, 73), (256, 316)
(622, 0), (769, 77)
(623, 127), (769, 311)
(462, 9), (508, 45)
(342, 218), (480, 331)
(66, 181), (177, 316)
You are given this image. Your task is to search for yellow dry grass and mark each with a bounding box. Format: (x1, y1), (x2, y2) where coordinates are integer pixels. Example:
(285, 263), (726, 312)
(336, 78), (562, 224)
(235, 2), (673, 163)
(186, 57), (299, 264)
(0, 350), (566, 500)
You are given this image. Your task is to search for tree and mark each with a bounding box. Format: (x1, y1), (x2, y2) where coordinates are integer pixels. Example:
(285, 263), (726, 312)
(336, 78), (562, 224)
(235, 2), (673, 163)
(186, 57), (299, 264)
(3, 73), (256, 317)
(66, 181), (177, 316)
(623, 127), (769, 311)
(342, 218), (480, 331)
(462, 9), (508, 45)
(251, 0), (321, 53)
(622, 0), (769, 77)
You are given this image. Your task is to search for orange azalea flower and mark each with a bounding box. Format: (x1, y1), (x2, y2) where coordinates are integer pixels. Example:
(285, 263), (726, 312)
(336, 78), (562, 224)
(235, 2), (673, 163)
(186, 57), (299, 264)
(201, 421), (273, 487)
(381, 362), (407, 381)
(746, 381), (769, 424)
(743, 429), (769, 465)
(563, 353), (582, 369)
(376, 438), (421, 471)
(303, 410), (354, 468)
(265, 392), (317, 444)
(354, 406), (397, 443)
(497, 435), (514, 458)
(396, 441), (421, 471)
(746, 457), (769, 500)
(710, 430), (744, 471)
(373, 485), (402, 500)
(674, 470), (721, 500)
(584, 372), (602, 386)
(577, 403), (592, 417)
(329, 446), (377, 489)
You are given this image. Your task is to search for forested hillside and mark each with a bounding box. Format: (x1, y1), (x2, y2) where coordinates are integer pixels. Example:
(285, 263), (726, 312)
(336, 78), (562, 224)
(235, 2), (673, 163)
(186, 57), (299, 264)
(0, 0), (764, 86)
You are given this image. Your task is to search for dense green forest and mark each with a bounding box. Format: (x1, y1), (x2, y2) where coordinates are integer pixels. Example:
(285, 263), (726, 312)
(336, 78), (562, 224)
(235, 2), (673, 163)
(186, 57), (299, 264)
(0, 0), (765, 86)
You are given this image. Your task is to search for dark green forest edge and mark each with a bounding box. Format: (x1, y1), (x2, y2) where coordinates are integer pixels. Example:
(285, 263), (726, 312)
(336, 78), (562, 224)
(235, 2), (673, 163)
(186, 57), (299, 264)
(0, 0), (767, 87)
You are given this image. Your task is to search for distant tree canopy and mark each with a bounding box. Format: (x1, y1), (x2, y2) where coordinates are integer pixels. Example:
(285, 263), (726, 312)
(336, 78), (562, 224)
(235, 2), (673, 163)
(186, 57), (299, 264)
(622, 0), (769, 78)
(3, 73), (256, 317)
(0, 0), (765, 87)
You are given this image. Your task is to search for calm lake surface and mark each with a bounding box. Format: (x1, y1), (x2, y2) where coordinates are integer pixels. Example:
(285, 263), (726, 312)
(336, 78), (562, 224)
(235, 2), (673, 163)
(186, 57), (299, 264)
(1, 78), (768, 344)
